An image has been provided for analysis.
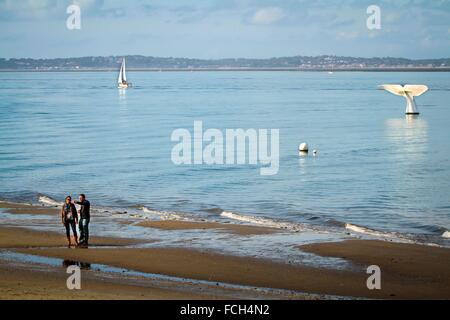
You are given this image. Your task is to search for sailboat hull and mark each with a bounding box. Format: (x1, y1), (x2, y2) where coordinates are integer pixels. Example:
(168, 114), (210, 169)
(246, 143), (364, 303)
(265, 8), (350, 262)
(118, 83), (129, 89)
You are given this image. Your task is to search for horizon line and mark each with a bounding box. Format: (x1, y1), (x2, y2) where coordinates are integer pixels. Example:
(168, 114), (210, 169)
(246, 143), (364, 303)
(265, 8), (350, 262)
(2, 54), (450, 61)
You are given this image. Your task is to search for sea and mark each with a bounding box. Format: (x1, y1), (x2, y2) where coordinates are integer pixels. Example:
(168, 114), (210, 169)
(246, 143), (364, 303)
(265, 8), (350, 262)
(0, 71), (449, 248)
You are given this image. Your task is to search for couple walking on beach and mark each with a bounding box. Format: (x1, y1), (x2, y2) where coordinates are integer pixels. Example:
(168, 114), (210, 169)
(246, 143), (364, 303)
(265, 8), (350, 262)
(61, 194), (90, 248)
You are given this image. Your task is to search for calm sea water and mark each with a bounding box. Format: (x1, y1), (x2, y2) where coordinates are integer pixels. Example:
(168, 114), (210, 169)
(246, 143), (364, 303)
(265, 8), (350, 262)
(0, 71), (449, 242)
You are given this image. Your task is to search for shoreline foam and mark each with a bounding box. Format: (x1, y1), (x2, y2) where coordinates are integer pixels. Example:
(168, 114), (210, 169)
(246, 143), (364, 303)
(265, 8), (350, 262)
(2, 197), (449, 247)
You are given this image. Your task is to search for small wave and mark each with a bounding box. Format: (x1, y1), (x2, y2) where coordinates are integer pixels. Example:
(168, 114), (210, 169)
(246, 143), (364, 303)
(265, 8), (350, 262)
(345, 223), (392, 237)
(345, 223), (449, 245)
(140, 207), (187, 221)
(345, 223), (401, 239)
(220, 211), (311, 232)
(38, 196), (62, 207)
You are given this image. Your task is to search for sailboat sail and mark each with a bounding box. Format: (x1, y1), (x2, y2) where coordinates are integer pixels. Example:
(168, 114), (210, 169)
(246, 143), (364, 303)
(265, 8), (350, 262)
(122, 59), (127, 83)
(118, 59), (127, 84)
(117, 65), (123, 84)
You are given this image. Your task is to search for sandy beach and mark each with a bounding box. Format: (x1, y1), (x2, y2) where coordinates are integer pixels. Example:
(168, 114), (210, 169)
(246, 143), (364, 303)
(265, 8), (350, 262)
(1, 202), (449, 300)
(0, 259), (215, 300)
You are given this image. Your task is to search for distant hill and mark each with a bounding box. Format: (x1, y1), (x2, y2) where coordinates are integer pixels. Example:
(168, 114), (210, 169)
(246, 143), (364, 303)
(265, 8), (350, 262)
(1, 55), (449, 71)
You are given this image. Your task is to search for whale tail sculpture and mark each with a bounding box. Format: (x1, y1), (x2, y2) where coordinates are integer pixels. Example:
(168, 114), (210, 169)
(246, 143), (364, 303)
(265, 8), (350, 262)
(379, 84), (428, 115)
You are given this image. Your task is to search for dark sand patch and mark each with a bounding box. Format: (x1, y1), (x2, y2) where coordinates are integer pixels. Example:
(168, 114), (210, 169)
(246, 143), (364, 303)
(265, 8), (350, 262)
(18, 242), (450, 299)
(298, 239), (450, 299)
(299, 239), (450, 282)
(137, 220), (279, 236)
(0, 202), (60, 215)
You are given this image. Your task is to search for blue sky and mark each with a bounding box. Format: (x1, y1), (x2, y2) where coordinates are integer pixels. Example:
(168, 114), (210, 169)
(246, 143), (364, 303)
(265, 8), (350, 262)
(0, 0), (449, 59)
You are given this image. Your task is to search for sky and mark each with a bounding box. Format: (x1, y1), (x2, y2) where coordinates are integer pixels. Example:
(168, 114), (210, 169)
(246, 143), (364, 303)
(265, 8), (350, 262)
(0, 0), (449, 59)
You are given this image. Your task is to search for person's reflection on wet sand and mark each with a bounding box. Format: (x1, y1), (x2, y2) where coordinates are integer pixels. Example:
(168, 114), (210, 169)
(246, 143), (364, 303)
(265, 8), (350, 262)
(62, 260), (91, 270)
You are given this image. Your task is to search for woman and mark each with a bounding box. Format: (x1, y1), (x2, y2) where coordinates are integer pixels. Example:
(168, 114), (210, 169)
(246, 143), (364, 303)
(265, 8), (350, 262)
(61, 196), (79, 248)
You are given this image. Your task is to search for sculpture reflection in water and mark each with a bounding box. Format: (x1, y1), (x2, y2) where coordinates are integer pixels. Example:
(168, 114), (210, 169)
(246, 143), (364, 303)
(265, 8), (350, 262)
(385, 114), (428, 157)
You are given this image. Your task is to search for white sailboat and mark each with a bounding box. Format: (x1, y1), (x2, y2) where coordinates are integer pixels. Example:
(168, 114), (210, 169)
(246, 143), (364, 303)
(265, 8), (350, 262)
(118, 58), (131, 89)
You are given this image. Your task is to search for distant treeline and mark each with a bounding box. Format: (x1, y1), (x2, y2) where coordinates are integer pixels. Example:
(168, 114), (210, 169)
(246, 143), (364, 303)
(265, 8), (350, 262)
(1, 55), (449, 71)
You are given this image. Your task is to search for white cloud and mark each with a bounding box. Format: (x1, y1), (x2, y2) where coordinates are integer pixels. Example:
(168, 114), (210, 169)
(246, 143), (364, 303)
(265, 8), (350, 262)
(251, 7), (285, 25)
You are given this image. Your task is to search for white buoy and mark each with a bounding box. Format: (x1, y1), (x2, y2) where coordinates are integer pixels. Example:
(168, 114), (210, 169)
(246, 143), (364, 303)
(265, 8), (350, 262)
(379, 84), (428, 115)
(313, 150), (317, 156)
(299, 143), (309, 152)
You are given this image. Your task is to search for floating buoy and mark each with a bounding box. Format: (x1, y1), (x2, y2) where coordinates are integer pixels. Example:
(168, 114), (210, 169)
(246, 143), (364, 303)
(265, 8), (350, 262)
(298, 143), (309, 152)
(313, 150), (317, 156)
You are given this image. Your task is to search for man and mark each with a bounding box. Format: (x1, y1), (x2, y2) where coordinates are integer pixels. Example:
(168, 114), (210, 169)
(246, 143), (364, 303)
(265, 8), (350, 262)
(74, 194), (90, 248)
(61, 196), (78, 248)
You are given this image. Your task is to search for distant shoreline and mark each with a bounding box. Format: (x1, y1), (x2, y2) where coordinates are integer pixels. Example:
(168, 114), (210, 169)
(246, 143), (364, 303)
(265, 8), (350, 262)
(1, 67), (450, 72)
(3, 55), (449, 72)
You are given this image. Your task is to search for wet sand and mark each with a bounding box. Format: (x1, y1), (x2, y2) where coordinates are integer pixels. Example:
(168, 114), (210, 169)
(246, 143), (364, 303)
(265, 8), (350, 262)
(1, 201), (279, 236)
(0, 226), (447, 299)
(137, 220), (279, 235)
(0, 259), (216, 300)
(16, 244), (450, 299)
(300, 240), (450, 288)
(0, 226), (146, 248)
(0, 202), (60, 215)
(1, 202), (450, 299)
